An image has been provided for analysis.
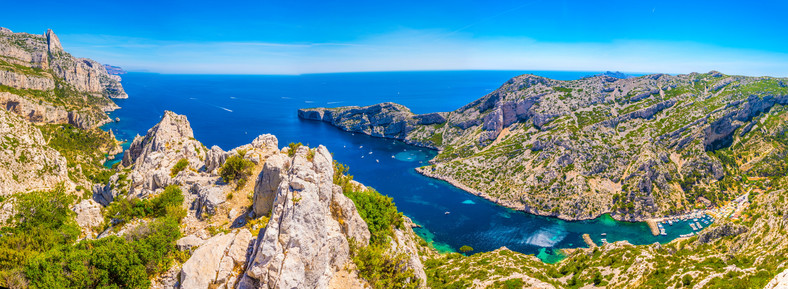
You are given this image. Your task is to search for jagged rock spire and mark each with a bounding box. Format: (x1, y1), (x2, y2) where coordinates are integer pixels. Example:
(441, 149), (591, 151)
(46, 29), (63, 54)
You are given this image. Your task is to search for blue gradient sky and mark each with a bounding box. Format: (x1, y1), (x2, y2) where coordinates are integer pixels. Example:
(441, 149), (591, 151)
(5, 0), (788, 76)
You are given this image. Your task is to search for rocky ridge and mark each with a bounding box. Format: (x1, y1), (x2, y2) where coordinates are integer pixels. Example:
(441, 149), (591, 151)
(97, 111), (426, 288)
(0, 28), (127, 129)
(300, 71), (788, 221)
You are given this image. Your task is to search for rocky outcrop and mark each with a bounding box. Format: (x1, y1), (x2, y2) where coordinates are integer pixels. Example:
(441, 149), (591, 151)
(238, 145), (373, 289)
(73, 199), (103, 233)
(695, 222), (748, 244)
(180, 229), (253, 289)
(0, 108), (70, 196)
(252, 154), (288, 218)
(121, 111), (206, 196)
(46, 29), (63, 54)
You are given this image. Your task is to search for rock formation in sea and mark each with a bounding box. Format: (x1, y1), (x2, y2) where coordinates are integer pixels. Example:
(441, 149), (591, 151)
(300, 71), (788, 222)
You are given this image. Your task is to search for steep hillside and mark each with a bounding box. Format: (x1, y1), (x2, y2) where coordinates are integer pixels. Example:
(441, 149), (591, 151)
(0, 27), (126, 129)
(425, 176), (788, 289)
(300, 71), (788, 221)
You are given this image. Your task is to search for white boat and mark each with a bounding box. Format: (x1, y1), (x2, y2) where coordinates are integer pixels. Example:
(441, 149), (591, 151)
(690, 223), (697, 230)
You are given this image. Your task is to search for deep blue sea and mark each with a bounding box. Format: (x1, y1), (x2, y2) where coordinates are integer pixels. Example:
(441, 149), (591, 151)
(103, 71), (703, 262)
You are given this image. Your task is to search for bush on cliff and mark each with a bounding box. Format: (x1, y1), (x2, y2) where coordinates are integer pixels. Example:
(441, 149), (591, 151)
(170, 158), (189, 177)
(220, 154), (254, 189)
(332, 161), (416, 288)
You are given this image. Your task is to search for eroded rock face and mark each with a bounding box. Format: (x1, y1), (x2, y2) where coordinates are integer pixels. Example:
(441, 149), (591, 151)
(180, 229), (253, 289)
(252, 153), (288, 218)
(0, 28), (127, 128)
(695, 222), (748, 244)
(0, 108), (70, 196)
(239, 145), (371, 289)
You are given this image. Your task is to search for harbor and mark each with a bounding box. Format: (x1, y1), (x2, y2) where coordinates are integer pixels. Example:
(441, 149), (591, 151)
(645, 192), (750, 237)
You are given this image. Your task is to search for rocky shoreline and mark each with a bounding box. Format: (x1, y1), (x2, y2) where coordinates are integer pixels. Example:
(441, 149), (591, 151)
(416, 164), (647, 222)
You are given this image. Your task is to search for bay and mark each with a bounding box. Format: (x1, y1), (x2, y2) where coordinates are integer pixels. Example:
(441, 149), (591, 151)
(103, 71), (703, 262)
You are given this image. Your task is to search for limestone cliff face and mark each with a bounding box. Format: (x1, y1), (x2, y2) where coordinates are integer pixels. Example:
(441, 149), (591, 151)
(0, 108), (70, 196)
(300, 71), (788, 221)
(238, 145), (372, 289)
(0, 28), (127, 129)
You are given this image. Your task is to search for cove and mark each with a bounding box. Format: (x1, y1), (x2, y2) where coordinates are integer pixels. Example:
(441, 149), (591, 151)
(102, 71), (700, 263)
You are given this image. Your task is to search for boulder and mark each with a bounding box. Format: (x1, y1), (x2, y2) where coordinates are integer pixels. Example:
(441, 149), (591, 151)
(73, 199), (103, 231)
(176, 234), (206, 251)
(180, 229), (253, 289)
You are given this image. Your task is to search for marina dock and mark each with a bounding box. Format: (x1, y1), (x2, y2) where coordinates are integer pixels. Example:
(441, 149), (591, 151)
(582, 234), (597, 248)
(646, 219), (660, 236)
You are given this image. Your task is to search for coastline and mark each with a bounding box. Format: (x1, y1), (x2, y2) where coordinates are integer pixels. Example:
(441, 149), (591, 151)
(416, 166), (632, 222)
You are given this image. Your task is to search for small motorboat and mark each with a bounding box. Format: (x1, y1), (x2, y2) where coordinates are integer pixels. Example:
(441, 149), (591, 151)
(444, 211), (450, 215)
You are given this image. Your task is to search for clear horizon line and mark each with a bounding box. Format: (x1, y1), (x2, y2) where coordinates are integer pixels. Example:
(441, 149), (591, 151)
(119, 68), (667, 77)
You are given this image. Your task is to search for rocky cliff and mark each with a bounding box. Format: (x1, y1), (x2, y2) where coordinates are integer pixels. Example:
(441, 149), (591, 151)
(0, 27), (127, 129)
(98, 111), (426, 288)
(300, 71), (788, 221)
(0, 108), (70, 196)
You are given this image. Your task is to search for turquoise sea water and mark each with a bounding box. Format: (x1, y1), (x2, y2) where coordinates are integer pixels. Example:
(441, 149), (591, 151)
(102, 71), (704, 262)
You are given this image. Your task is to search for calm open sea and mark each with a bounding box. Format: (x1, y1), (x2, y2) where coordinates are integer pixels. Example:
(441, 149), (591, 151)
(103, 71), (701, 262)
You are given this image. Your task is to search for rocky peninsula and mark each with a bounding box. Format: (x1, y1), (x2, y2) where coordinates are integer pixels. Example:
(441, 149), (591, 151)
(300, 72), (788, 222)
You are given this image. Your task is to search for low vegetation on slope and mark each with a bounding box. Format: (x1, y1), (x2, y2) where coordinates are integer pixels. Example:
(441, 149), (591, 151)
(38, 124), (119, 185)
(333, 161), (419, 289)
(0, 184), (186, 288)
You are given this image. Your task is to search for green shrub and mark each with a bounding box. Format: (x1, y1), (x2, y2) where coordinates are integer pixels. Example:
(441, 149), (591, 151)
(219, 154), (255, 189)
(459, 245), (474, 254)
(0, 184), (79, 271)
(350, 241), (418, 289)
(104, 185), (185, 226)
(170, 158), (189, 177)
(345, 188), (404, 245)
(287, 142), (302, 157)
(0, 184), (184, 288)
(333, 160), (355, 193)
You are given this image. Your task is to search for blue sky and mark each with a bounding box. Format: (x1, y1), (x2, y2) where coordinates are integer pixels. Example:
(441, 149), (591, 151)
(5, 0), (788, 76)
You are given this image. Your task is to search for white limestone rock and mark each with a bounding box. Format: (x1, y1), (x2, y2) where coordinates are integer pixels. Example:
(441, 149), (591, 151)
(73, 199), (103, 233)
(239, 145), (372, 289)
(765, 268), (788, 289)
(179, 229), (253, 289)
